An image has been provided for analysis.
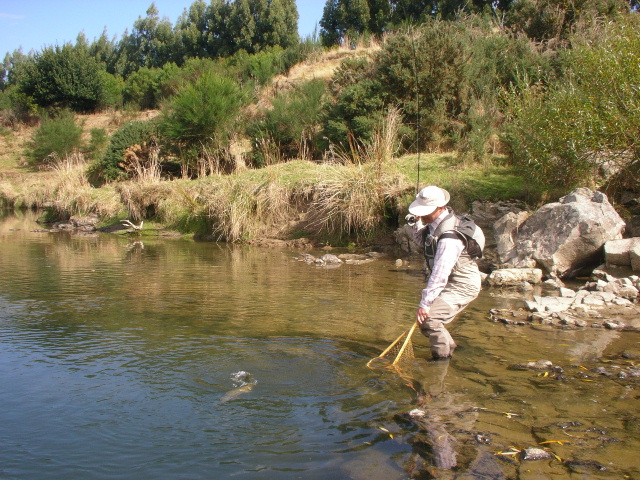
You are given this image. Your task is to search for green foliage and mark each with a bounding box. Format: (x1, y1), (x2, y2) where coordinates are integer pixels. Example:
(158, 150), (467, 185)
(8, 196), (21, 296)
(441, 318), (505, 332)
(87, 128), (109, 161)
(248, 79), (326, 165)
(322, 57), (385, 149)
(501, 15), (640, 190)
(97, 70), (124, 109)
(17, 44), (105, 112)
(114, 4), (178, 77)
(322, 19), (552, 161)
(26, 110), (84, 165)
(0, 85), (38, 127)
(123, 67), (162, 109)
(319, 0), (374, 47)
(227, 46), (307, 86)
(90, 119), (159, 183)
(160, 71), (245, 169)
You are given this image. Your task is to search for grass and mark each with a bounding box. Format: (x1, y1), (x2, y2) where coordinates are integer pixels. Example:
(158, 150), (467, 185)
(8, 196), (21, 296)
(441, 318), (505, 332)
(0, 149), (542, 245)
(393, 153), (548, 212)
(0, 103), (545, 245)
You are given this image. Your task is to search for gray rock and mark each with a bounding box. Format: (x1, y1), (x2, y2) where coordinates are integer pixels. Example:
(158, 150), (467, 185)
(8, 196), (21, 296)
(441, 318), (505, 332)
(605, 238), (640, 267)
(495, 188), (626, 278)
(488, 268), (543, 286)
(320, 254), (343, 265)
(493, 211), (531, 266)
(631, 241), (640, 273)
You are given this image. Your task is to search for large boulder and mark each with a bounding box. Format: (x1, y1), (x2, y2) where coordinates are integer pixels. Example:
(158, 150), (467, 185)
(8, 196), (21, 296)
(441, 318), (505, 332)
(493, 211), (534, 268)
(495, 188), (626, 278)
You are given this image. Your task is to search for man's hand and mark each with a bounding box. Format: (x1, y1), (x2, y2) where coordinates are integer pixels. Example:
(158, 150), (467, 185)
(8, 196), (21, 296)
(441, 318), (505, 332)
(416, 307), (429, 325)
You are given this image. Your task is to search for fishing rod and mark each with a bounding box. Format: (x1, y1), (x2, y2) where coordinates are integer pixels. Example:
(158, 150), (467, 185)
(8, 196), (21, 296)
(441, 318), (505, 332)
(409, 25), (421, 194)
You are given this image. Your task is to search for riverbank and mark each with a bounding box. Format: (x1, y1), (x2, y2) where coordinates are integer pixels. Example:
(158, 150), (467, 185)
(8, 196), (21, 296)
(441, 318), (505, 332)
(0, 140), (535, 247)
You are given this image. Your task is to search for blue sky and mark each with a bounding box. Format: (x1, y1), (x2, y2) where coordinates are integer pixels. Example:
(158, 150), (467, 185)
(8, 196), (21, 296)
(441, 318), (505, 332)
(0, 0), (325, 56)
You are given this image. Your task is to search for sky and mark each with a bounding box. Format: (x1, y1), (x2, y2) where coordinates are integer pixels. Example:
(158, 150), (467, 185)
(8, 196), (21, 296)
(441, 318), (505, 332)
(0, 0), (325, 56)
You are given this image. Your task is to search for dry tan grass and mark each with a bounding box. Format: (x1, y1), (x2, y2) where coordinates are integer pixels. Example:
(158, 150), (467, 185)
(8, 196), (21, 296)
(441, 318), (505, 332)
(255, 41), (383, 113)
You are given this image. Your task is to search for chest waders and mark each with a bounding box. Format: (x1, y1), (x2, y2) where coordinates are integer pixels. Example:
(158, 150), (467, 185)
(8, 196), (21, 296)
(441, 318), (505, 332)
(420, 208), (483, 360)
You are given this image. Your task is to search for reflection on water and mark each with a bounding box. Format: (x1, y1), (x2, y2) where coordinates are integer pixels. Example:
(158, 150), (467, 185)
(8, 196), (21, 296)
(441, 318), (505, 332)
(0, 212), (638, 479)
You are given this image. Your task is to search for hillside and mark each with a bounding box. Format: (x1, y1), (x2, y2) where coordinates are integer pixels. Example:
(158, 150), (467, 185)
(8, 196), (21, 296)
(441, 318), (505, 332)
(0, 42), (380, 180)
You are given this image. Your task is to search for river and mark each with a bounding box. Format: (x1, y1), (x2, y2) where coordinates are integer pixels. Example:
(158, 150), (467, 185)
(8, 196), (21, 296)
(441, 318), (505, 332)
(0, 212), (638, 479)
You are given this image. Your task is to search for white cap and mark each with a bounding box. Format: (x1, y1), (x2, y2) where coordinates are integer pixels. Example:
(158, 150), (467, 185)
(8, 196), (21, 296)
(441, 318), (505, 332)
(408, 186), (450, 216)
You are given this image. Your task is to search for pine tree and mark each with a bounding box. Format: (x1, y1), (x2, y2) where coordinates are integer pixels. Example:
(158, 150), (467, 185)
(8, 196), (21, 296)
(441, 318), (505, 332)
(265, 0), (299, 48)
(320, 0), (344, 46)
(230, 0), (257, 54)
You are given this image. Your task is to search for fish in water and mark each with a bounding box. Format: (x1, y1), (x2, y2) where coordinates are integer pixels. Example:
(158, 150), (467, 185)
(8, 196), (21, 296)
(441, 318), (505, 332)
(219, 371), (257, 403)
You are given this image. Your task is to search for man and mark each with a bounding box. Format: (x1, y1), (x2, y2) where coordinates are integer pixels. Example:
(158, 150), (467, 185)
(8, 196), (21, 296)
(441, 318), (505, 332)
(408, 186), (483, 360)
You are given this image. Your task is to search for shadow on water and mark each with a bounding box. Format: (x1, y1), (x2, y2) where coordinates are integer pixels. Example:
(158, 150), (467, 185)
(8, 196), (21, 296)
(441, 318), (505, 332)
(0, 212), (638, 479)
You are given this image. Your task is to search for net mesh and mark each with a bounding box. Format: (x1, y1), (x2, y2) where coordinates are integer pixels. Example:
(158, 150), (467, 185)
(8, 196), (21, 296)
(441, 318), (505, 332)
(367, 321), (417, 368)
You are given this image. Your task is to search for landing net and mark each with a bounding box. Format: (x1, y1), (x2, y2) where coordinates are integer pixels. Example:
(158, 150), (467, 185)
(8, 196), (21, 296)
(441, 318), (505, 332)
(367, 321), (418, 368)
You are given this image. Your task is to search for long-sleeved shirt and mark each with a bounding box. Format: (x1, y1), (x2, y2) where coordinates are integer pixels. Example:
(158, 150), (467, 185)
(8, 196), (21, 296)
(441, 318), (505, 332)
(413, 210), (465, 310)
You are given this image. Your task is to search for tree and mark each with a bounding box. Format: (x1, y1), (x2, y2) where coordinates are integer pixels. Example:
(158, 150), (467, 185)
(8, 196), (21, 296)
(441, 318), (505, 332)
(389, 0), (433, 24)
(264, 0), (300, 49)
(341, 0), (371, 39)
(17, 44), (105, 112)
(205, 0), (235, 57)
(230, 0), (257, 53)
(368, 0), (391, 34)
(115, 3), (177, 77)
(175, 0), (209, 60)
(320, 0), (343, 46)
(89, 29), (118, 73)
(1, 49), (29, 90)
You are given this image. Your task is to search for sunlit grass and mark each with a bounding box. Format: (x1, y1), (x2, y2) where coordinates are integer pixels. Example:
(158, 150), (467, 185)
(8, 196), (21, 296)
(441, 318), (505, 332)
(0, 148), (541, 243)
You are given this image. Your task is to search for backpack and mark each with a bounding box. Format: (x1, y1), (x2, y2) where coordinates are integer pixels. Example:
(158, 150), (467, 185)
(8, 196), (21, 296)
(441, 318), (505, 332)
(449, 214), (485, 259)
(423, 213), (485, 260)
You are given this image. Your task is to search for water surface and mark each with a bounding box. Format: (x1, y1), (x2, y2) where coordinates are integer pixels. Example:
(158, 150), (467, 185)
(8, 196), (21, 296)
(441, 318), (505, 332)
(1, 212), (638, 479)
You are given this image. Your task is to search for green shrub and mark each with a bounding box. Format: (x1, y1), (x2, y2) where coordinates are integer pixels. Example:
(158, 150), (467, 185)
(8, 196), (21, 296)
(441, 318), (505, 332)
(17, 44), (105, 112)
(321, 19), (552, 161)
(248, 79), (326, 166)
(25, 110), (84, 165)
(97, 71), (124, 110)
(159, 71), (245, 172)
(501, 15), (640, 190)
(321, 56), (385, 150)
(123, 67), (161, 110)
(87, 128), (109, 161)
(89, 119), (159, 183)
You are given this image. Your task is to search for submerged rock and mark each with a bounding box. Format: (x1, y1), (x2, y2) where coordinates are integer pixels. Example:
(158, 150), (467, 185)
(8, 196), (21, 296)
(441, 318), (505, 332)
(521, 448), (553, 461)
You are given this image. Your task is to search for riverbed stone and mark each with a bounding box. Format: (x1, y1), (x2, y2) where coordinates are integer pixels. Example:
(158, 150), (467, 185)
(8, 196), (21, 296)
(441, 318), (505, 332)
(320, 254), (342, 265)
(605, 238), (640, 267)
(487, 268), (543, 286)
(559, 287), (576, 298)
(631, 241), (640, 272)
